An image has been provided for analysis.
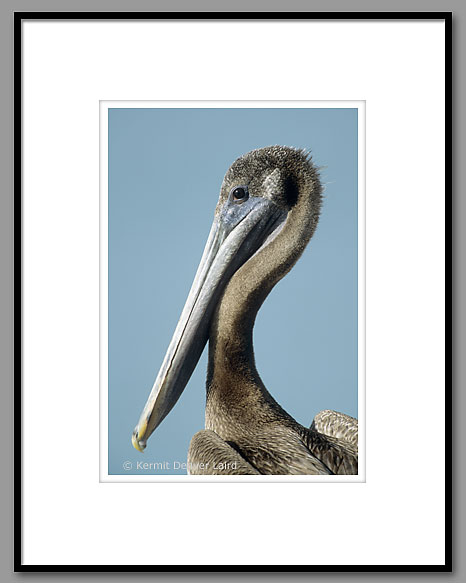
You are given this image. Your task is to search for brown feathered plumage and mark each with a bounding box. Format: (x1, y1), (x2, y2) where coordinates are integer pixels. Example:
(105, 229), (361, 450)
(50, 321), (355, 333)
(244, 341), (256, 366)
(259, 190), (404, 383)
(186, 146), (358, 475)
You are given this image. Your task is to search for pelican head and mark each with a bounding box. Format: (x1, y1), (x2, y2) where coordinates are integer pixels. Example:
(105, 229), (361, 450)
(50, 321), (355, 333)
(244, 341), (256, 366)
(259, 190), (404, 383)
(132, 146), (322, 452)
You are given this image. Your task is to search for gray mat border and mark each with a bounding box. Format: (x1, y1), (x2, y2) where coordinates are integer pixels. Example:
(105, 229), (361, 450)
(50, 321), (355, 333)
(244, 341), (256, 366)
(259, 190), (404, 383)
(2, 4), (460, 580)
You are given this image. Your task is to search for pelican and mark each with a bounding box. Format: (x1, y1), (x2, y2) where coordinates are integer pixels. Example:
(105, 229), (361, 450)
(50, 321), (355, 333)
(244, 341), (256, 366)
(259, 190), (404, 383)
(132, 146), (358, 475)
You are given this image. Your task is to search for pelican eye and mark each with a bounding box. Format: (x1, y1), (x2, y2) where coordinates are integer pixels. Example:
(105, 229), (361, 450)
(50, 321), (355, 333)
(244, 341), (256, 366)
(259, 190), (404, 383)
(231, 186), (249, 202)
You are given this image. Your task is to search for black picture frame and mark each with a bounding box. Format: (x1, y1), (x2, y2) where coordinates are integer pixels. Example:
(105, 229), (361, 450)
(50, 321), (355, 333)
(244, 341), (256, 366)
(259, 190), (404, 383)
(14, 11), (452, 573)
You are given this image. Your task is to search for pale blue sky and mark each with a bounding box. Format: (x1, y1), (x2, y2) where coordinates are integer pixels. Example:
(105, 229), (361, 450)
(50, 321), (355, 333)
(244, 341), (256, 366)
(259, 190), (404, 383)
(108, 107), (358, 475)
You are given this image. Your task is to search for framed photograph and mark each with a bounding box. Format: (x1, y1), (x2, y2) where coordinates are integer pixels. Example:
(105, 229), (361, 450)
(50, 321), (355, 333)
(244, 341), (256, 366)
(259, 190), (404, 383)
(16, 12), (451, 570)
(100, 101), (364, 482)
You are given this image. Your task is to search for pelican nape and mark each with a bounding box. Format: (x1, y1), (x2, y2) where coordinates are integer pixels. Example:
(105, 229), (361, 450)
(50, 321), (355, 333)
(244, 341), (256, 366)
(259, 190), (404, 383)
(132, 146), (358, 475)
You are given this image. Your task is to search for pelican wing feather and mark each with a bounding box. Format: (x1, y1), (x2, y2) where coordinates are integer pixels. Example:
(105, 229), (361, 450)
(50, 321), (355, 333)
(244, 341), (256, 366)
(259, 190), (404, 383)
(311, 410), (358, 451)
